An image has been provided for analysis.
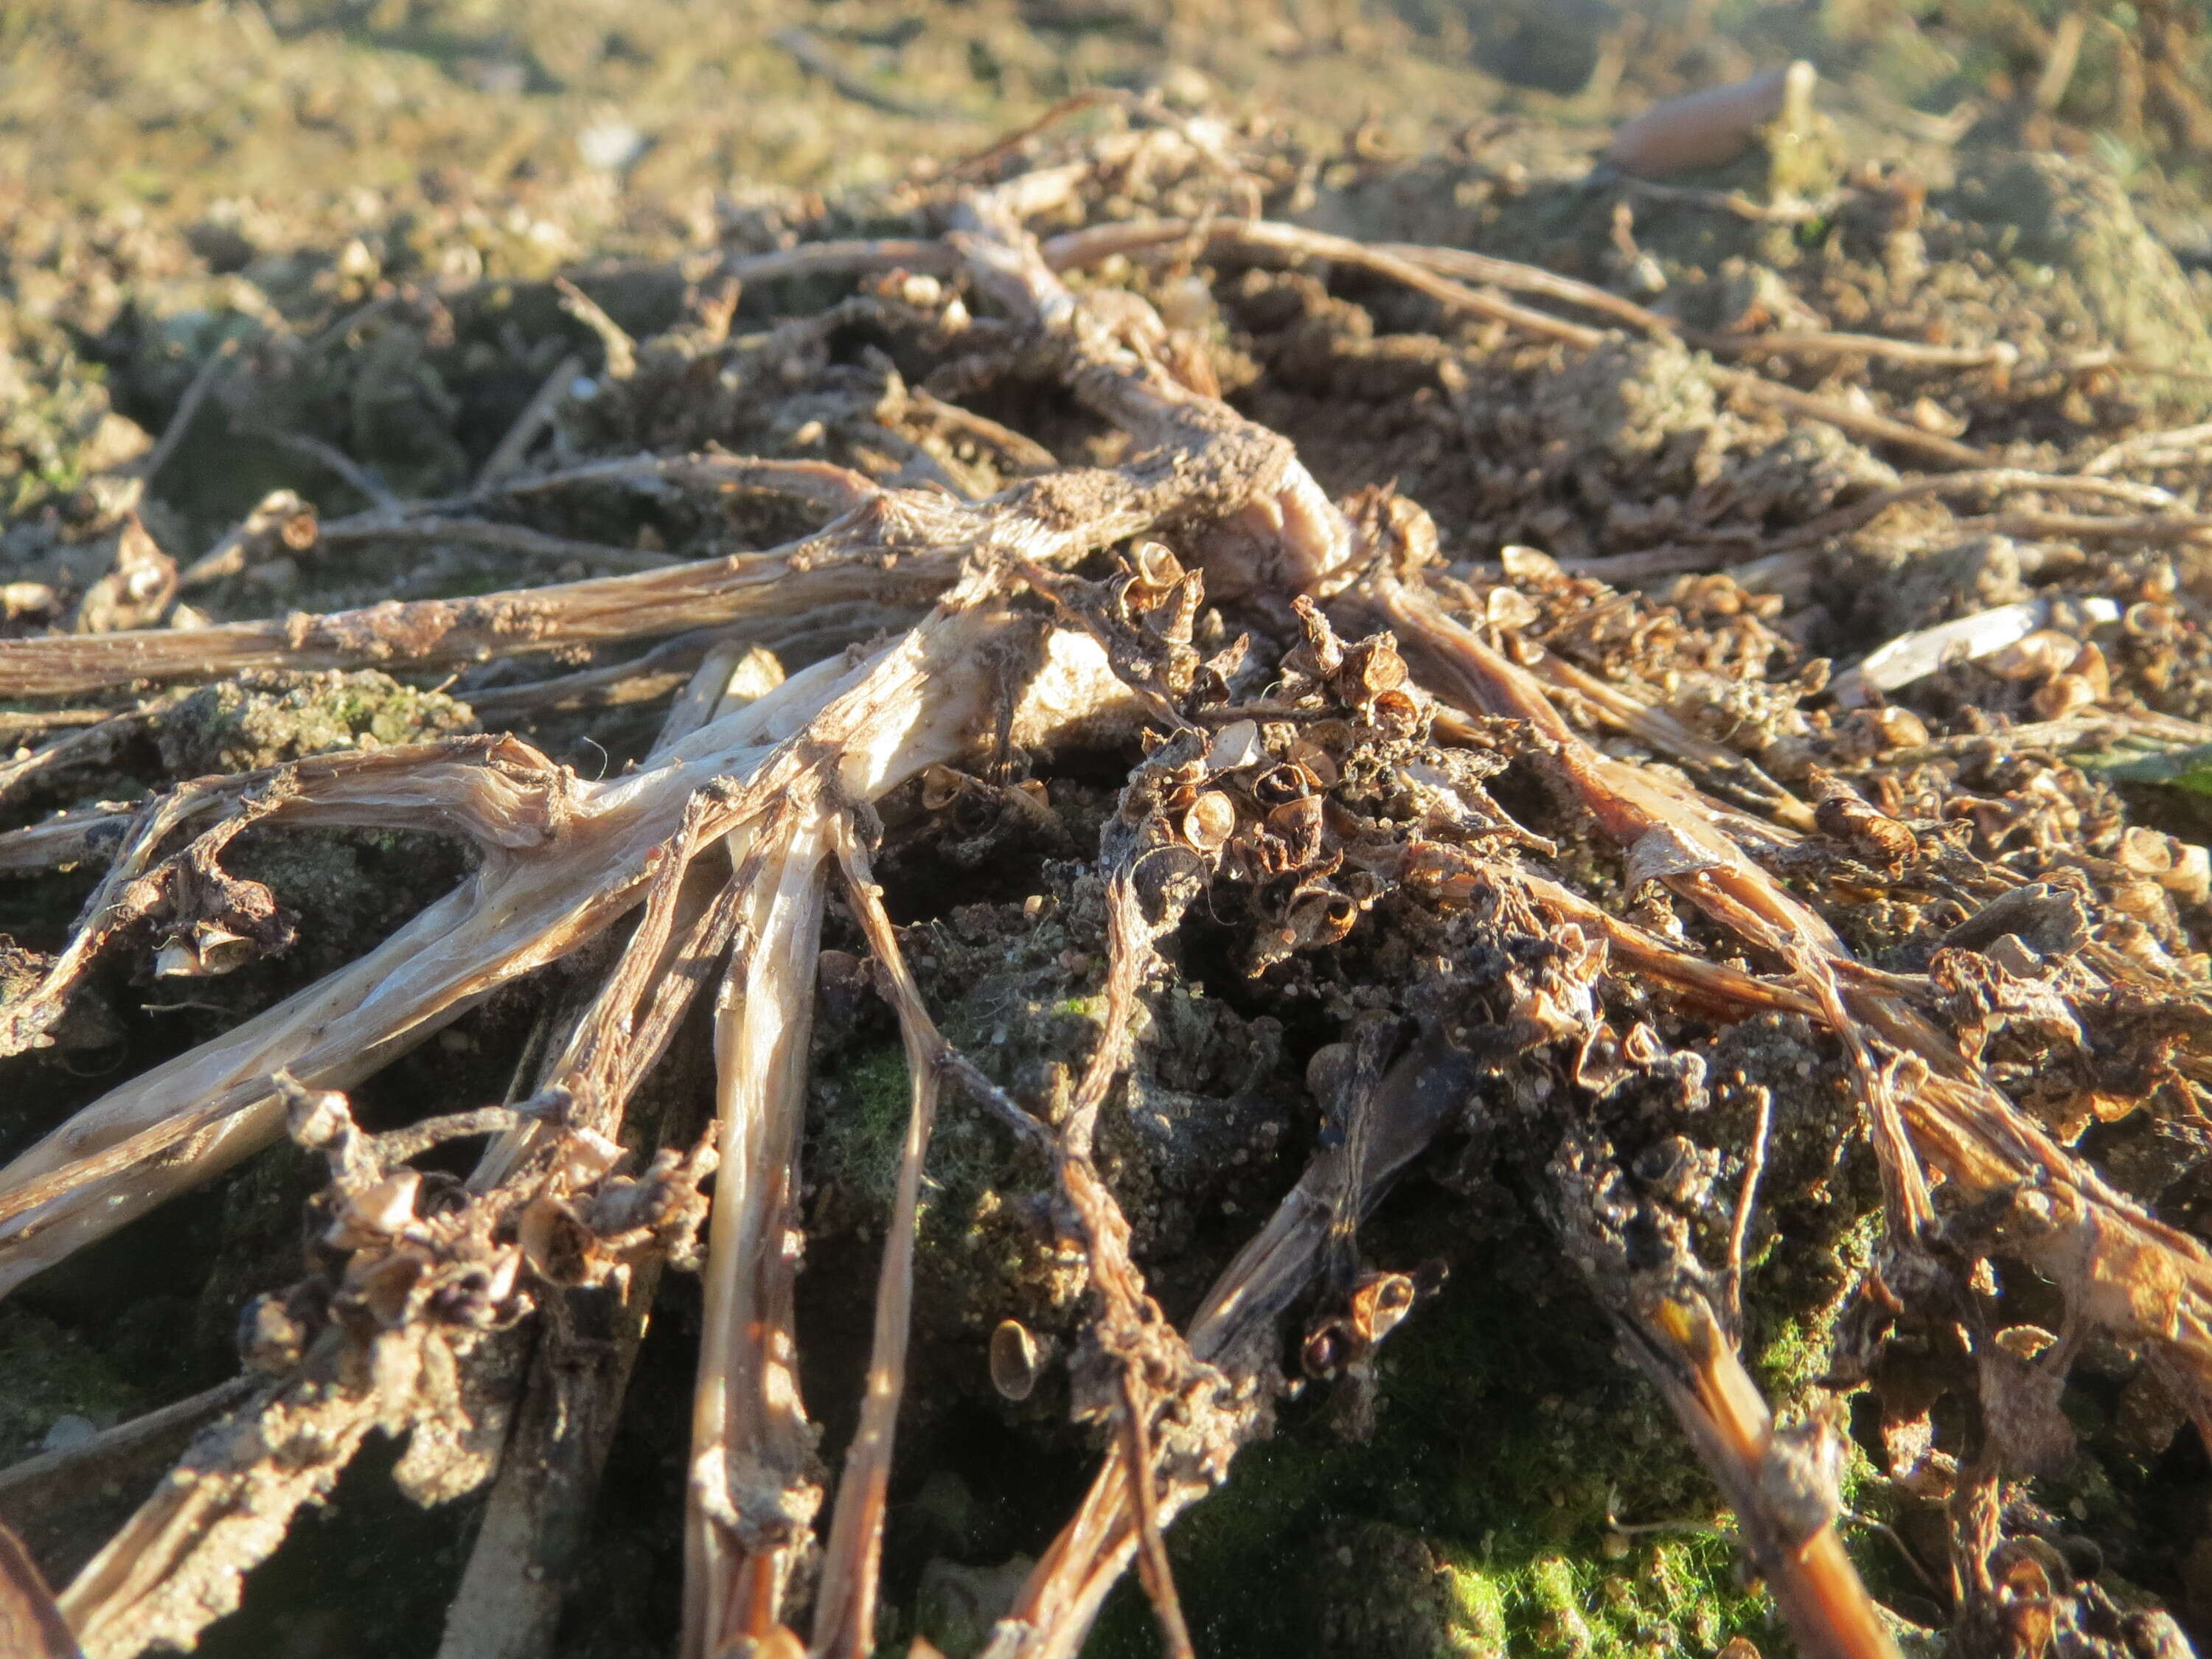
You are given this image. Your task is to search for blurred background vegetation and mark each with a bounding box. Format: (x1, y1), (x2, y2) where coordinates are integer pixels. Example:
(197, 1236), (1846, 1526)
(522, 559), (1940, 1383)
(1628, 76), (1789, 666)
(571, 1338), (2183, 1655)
(4, 1), (2208, 223)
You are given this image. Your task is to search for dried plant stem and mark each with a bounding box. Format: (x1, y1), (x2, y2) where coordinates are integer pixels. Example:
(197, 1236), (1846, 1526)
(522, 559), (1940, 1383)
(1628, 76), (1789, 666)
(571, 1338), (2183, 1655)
(314, 514), (682, 573)
(58, 1380), (385, 1657)
(1043, 218), (1996, 467)
(0, 656), (828, 1293)
(436, 664), (804, 1659)
(0, 417), (1297, 699)
(431, 1258), (665, 1659)
(1373, 574), (2212, 1428)
(0, 491), (945, 698)
(681, 585), (1146, 1656)
(0, 1380), (257, 1523)
(982, 1032), (1478, 1658)
(475, 352), (585, 489)
(1723, 1087), (1774, 1340)
(2083, 420), (2212, 475)
(239, 425), (401, 511)
(0, 699), (173, 809)
(1772, 467), (2183, 552)
(1613, 1287), (1901, 1659)
(807, 815), (947, 1659)
(132, 340), (239, 486)
(683, 804), (833, 1658)
(1522, 645), (1814, 831)
(1053, 874), (1201, 1659)
(725, 240), (955, 288)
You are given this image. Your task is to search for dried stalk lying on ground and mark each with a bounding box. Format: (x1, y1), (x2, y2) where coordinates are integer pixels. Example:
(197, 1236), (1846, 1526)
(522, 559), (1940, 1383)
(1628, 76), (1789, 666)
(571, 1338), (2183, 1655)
(7, 124), (2212, 1659)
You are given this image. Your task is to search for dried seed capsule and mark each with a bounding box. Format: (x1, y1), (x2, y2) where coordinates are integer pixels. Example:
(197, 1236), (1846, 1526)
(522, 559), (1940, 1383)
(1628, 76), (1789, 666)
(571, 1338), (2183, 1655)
(1337, 639), (1408, 701)
(1181, 790), (1237, 854)
(1283, 885), (1359, 949)
(1371, 688), (1423, 733)
(328, 1170), (421, 1249)
(2030, 672), (2099, 720)
(2115, 825), (2177, 876)
(2072, 641), (2111, 697)
(1809, 769), (1916, 863)
(1132, 540), (1183, 591)
(2162, 844), (2211, 906)
(2124, 600), (2178, 639)
(1265, 794), (1326, 864)
(1253, 761), (1321, 806)
(519, 1194), (595, 1286)
(1344, 1270), (1417, 1346)
(1484, 587), (1542, 629)
(990, 1318), (1055, 1400)
(1500, 544), (1564, 585)
(1861, 705), (1929, 752)
(1205, 719), (1262, 774)
(1986, 629), (2084, 681)
(919, 764), (966, 813)
(1288, 739), (1340, 787)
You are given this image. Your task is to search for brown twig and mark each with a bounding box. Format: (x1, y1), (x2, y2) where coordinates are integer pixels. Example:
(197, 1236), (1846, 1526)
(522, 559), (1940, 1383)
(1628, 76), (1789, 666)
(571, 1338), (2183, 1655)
(0, 1379), (257, 1522)
(0, 1516), (83, 1659)
(318, 513), (684, 571)
(723, 240), (955, 288)
(473, 352), (586, 490)
(131, 341), (240, 486)
(1772, 467), (2183, 552)
(237, 425), (402, 511)
(771, 27), (970, 124)
(1723, 1086), (1773, 1340)
(553, 279), (636, 380)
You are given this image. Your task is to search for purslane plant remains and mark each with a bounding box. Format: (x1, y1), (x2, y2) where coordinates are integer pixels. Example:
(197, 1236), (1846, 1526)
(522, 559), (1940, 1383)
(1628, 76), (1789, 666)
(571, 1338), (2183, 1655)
(5, 108), (2212, 1658)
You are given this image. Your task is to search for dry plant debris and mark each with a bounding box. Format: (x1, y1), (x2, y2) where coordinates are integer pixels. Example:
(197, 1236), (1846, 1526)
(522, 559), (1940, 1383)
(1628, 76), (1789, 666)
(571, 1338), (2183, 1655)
(7, 94), (2212, 1659)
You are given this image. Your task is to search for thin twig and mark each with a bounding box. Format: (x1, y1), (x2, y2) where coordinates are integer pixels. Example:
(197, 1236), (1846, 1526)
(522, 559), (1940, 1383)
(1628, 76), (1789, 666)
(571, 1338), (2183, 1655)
(554, 280), (636, 380)
(476, 352), (585, 490)
(809, 813), (949, 1659)
(723, 240), (955, 288)
(319, 514), (683, 572)
(1119, 1371), (1197, 1659)
(133, 341), (240, 485)
(1615, 173), (1830, 223)
(1723, 1086), (1773, 1341)
(771, 27), (971, 124)
(2082, 420), (2212, 476)
(237, 425), (402, 510)
(0, 1378), (257, 1517)
(1770, 466), (2180, 551)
